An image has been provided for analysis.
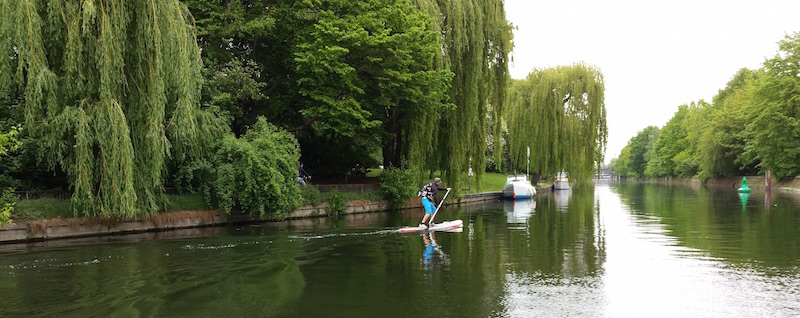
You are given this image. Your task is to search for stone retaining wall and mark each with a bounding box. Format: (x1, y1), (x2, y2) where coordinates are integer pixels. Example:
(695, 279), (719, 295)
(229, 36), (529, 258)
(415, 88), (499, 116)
(0, 192), (503, 244)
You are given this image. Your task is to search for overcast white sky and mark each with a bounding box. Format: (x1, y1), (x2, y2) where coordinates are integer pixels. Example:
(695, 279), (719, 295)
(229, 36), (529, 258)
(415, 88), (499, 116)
(504, 0), (800, 164)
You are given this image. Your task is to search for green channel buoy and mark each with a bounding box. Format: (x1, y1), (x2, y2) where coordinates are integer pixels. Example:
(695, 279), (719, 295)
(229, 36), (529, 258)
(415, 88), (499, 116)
(738, 176), (751, 193)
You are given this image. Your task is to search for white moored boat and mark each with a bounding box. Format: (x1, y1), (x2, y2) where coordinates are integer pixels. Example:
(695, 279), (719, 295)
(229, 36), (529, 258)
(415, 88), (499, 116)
(502, 175), (536, 199)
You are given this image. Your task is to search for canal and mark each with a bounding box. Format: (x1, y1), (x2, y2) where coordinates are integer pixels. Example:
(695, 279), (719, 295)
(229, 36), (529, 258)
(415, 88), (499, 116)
(1, 182), (799, 317)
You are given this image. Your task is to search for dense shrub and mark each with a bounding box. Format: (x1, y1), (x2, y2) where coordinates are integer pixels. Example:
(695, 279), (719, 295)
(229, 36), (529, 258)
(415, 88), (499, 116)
(379, 167), (417, 210)
(300, 185), (322, 206)
(212, 118), (302, 219)
(1, 188), (18, 227)
(323, 188), (347, 216)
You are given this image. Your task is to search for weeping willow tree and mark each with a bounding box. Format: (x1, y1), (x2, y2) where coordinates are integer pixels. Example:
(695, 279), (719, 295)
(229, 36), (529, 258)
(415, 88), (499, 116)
(0, 0), (222, 217)
(507, 63), (607, 184)
(407, 0), (513, 193)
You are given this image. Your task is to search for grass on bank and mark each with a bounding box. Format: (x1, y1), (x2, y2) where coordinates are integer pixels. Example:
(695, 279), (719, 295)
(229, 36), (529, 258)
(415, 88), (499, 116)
(13, 194), (211, 220)
(11, 171), (540, 221)
(300, 185), (383, 206)
(463, 172), (553, 193)
(367, 168), (509, 192)
(13, 188), (386, 221)
(362, 169), (526, 193)
(467, 172), (507, 193)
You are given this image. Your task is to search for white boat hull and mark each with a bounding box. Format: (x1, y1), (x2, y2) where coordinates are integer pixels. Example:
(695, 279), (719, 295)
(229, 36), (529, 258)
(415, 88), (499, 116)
(502, 177), (536, 199)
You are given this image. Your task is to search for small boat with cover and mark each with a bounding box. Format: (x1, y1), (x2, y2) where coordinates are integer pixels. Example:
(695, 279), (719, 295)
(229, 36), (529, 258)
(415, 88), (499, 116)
(502, 175), (536, 199)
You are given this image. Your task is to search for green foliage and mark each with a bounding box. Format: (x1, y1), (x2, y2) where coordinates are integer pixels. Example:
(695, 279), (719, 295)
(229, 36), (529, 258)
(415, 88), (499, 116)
(1, 0), (224, 218)
(302, 187), (383, 208)
(366, 168), (383, 178)
(745, 32), (800, 178)
(379, 167), (417, 210)
(163, 194), (210, 212)
(413, 0), (513, 196)
(613, 32), (800, 181)
(296, 132), (381, 179)
(697, 69), (760, 180)
(11, 194), (208, 221)
(646, 105), (699, 177)
(183, 0), (277, 63)
(12, 197), (71, 220)
(0, 126), (21, 158)
(356, 190), (385, 201)
(301, 185), (323, 206)
(293, 0), (454, 172)
(626, 126), (660, 178)
(323, 188), (347, 216)
(1, 93), (69, 190)
(202, 59), (268, 136)
(484, 121), (509, 173)
(610, 145), (631, 177)
(184, 0), (287, 137)
(183, 0), (513, 196)
(0, 188), (17, 227)
(506, 64), (608, 184)
(212, 117), (301, 219)
(464, 172), (507, 193)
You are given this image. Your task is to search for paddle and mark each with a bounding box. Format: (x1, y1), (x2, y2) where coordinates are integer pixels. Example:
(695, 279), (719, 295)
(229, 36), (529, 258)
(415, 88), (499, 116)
(428, 188), (451, 225)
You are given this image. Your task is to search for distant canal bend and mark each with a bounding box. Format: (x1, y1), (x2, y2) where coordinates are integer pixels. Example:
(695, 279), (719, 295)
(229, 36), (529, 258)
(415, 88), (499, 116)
(1, 182), (799, 317)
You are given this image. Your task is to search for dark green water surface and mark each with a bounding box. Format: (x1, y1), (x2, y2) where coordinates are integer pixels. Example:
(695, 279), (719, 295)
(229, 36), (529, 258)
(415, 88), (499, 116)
(2, 182), (800, 317)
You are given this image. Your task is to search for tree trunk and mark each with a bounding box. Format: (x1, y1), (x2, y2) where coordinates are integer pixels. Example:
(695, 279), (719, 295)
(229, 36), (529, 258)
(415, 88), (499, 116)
(382, 109), (400, 168)
(531, 172), (541, 185)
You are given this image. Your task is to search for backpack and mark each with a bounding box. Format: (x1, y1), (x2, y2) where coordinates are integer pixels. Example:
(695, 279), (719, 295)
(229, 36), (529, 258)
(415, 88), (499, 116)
(417, 183), (434, 199)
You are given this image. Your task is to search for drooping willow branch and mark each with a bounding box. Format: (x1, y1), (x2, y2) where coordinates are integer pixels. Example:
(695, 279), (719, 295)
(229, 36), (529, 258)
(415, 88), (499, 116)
(506, 63), (607, 184)
(1, 0), (223, 217)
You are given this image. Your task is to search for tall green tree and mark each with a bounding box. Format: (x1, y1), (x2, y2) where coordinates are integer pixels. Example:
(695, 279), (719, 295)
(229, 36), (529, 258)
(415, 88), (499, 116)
(646, 107), (687, 177)
(292, 0), (453, 169)
(183, 0), (460, 180)
(613, 32), (800, 181)
(609, 145), (630, 177)
(745, 32), (800, 178)
(696, 68), (760, 180)
(673, 101), (704, 177)
(0, 0), (224, 217)
(627, 126), (660, 178)
(646, 103), (700, 178)
(183, 0), (283, 136)
(183, 0), (513, 193)
(410, 0), (513, 192)
(506, 64), (607, 184)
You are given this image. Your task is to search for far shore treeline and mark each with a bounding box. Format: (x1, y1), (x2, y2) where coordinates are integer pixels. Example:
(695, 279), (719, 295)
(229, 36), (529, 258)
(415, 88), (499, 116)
(0, 0), (609, 224)
(609, 32), (800, 182)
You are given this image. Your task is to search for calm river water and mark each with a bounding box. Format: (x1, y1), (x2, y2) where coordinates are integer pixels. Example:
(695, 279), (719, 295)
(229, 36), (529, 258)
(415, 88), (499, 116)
(2, 182), (800, 317)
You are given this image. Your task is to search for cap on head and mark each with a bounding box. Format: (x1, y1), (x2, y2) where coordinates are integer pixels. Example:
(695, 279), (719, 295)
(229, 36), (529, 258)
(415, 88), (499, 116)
(434, 177), (441, 183)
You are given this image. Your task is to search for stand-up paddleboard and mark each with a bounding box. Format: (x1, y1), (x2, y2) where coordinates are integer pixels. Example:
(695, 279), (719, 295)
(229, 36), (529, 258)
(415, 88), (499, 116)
(399, 189), (462, 233)
(398, 219), (463, 233)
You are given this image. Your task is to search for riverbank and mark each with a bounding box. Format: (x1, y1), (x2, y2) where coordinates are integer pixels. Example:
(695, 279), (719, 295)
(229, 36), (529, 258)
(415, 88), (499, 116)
(0, 191), (505, 244)
(636, 175), (800, 192)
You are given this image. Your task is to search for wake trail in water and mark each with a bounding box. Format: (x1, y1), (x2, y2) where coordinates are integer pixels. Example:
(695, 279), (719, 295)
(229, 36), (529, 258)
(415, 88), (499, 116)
(289, 228), (402, 240)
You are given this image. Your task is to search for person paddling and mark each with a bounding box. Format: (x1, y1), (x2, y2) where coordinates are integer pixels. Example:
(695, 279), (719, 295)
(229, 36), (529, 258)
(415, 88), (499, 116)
(419, 177), (451, 228)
